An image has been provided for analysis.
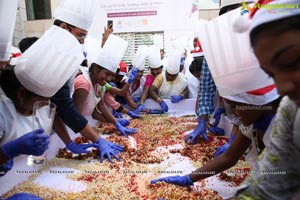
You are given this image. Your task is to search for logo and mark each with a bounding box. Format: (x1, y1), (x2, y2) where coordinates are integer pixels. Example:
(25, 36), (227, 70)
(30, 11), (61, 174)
(240, 2), (299, 16)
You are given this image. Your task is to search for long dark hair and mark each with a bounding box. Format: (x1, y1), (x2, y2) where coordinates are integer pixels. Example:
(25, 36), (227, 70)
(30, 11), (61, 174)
(250, 15), (300, 47)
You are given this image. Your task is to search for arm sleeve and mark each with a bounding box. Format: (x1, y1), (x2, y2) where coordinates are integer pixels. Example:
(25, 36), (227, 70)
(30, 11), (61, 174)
(104, 92), (120, 110)
(145, 75), (154, 87)
(197, 57), (217, 117)
(74, 75), (91, 92)
(152, 74), (163, 88)
(51, 81), (88, 133)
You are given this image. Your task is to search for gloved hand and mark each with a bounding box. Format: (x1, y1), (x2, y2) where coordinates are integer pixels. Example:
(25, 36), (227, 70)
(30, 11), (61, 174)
(151, 175), (193, 187)
(95, 138), (124, 163)
(115, 121), (137, 136)
(212, 107), (225, 127)
(214, 134), (235, 158)
(118, 118), (130, 127)
(126, 68), (139, 84)
(133, 96), (140, 103)
(159, 100), (168, 112)
(127, 110), (140, 118)
(170, 95), (183, 103)
(1, 128), (49, 159)
(6, 192), (42, 200)
(66, 142), (95, 154)
(184, 119), (208, 144)
(112, 110), (123, 119)
(0, 160), (13, 177)
(135, 104), (145, 114)
(208, 126), (225, 136)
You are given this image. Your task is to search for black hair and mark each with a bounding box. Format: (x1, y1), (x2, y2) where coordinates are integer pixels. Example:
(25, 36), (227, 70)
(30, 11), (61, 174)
(250, 15), (300, 47)
(89, 63), (105, 74)
(0, 69), (23, 103)
(18, 37), (39, 53)
(189, 56), (204, 75)
(219, 3), (241, 16)
(53, 19), (75, 28)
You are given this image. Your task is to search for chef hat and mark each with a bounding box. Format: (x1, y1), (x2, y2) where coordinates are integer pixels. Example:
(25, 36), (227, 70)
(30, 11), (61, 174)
(118, 61), (127, 75)
(197, 7), (274, 96)
(166, 50), (181, 75)
(89, 34), (128, 73)
(14, 25), (84, 98)
(148, 45), (162, 69)
(0, 0), (18, 61)
(224, 84), (280, 105)
(54, 0), (98, 31)
(132, 46), (149, 71)
(191, 39), (204, 58)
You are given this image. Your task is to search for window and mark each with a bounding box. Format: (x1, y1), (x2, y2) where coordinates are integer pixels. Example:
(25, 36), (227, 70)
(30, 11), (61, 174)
(26, 0), (51, 20)
(115, 32), (164, 74)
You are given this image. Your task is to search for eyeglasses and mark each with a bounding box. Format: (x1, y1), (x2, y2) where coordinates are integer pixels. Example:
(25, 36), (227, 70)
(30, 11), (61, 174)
(67, 25), (87, 40)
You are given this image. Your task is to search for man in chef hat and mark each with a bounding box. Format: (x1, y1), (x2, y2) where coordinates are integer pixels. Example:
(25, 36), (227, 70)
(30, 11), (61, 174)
(0, 0), (18, 69)
(185, 0), (255, 146)
(49, 0), (124, 162)
(0, 26), (84, 178)
(149, 50), (188, 112)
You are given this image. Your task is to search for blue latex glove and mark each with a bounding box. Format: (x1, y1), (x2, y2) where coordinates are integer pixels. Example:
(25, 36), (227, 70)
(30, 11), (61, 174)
(112, 110), (123, 119)
(0, 160), (13, 177)
(118, 118), (130, 127)
(212, 107), (225, 127)
(1, 128), (49, 159)
(135, 104), (145, 114)
(127, 110), (140, 118)
(66, 142), (95, 154)
(151, 175), (193, 187)
(126, 68), (139, 84)
(184, 119), (208, 144)
(6, 193), (42, 200)
(208, 126), (225, 136)
(170, 95), (183, 103)
(95, 138), (124, 163)
(214, 134), (235, 158)
(159, 100), (168, 112)
(115, 121), (137, 136)
(133, 96), (141, 103)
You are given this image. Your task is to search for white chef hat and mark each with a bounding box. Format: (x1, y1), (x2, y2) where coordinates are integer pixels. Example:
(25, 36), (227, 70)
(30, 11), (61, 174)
(89, 34), (128, 73)
(197, 7), (274, 96)
(224, 84), (279, 105)
(0, 0), (18, 61)
(14, 25), (84, 98)
(166, 50), (181, 75)
(148, 45), (162, 69)
(132, 46), (149, 71)
(54, 0), (98, 31)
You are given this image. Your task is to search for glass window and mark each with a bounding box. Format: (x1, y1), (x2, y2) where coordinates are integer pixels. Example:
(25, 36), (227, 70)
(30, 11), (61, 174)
(26, 0), (51, 20)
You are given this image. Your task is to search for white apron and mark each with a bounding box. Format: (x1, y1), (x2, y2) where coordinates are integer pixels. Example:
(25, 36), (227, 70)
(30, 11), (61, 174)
(130, 76), (146, 99)
(79, 68), (101, 117)
(158, 72), (188, 99)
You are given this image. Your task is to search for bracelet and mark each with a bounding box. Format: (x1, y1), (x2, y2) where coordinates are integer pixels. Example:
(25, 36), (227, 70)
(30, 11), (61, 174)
(156, 97), (162, 103)
(116, 105), (124, 113)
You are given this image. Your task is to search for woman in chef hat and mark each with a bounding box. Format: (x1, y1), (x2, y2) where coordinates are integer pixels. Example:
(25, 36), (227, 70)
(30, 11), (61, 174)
(0, 26), (85, 175)
(232, 0), (300, 199)
(149, 50), (189, 112)
(73, 34), (137, 137)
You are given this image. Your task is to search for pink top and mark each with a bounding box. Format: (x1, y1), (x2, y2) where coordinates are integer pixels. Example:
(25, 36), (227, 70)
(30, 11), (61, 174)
(145, 74), (155, 87)
(74, 74), (91, 92)
(104, 92), (120, 110)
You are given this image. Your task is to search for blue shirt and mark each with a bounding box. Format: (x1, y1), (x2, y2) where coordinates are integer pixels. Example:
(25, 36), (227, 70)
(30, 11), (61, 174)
(51, 81), (87, 133)
(197, 58), (216, 117)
